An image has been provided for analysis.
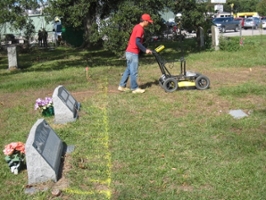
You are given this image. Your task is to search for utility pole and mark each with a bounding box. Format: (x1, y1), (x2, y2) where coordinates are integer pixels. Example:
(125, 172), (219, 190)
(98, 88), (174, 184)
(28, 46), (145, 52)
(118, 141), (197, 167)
(230, 3), (234, 17)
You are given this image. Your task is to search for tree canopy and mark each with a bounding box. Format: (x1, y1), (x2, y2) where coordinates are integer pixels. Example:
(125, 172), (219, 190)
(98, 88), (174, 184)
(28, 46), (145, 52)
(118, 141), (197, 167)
(172, 0), (214, 48)
(0, 0), (39, 29)
(256, 0), (266, 16)
(43, 0), (171, 54)
(95, 0), (171, 55)
(224, 0), (261, 13)
(1, 0), (265, 54)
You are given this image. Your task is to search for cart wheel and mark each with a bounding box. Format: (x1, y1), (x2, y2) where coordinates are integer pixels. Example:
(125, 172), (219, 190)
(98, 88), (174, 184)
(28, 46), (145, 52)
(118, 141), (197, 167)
(163, 78), (178, 92)
(195, 75), (210, 90)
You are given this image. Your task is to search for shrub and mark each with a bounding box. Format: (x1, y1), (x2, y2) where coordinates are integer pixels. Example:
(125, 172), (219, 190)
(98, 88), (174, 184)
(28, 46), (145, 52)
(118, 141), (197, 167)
(219, 36), (241, 51)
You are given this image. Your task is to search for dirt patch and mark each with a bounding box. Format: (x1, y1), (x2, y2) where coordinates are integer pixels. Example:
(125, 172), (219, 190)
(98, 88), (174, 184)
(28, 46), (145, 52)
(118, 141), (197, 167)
(1, 66), (263, 111)
(52, 153), (72, 190)
(206, 66), (266, 89)
(25, 153), (72, 196)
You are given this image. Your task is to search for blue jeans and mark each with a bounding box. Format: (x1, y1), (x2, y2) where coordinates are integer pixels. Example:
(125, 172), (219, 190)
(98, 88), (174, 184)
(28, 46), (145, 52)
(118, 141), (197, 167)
(119, 52), (139, 90)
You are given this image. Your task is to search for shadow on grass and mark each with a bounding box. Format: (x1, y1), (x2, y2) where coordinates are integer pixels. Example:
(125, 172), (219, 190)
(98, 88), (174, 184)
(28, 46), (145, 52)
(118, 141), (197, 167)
(256, 109), (266, 116)
(0, 38), (204, 77)
(140, 79), (160, 89)
(0, 47), (127, 77)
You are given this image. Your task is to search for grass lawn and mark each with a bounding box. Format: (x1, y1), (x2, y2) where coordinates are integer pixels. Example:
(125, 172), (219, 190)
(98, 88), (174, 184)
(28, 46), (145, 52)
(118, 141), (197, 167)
(0, 36), (266, 200)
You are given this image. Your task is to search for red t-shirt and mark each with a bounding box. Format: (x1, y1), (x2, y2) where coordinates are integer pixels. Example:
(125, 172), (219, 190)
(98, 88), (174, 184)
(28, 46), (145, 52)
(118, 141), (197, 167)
(126, 24), (144, 54)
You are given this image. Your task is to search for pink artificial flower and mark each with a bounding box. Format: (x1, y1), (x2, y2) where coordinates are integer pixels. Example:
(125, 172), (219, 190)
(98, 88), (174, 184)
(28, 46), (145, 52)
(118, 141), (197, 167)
(3, 147), (14, 156)
(15, 142), (25, 154)
(3, 142), (26, 156)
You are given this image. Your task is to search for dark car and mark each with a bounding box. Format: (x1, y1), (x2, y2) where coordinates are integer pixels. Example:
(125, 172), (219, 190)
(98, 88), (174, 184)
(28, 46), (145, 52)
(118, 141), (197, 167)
(212, 17), (240, 33)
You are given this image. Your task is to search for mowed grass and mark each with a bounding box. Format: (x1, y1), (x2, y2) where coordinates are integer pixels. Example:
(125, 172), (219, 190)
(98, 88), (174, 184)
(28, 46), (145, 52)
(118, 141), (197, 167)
(0, 35), (265, 200)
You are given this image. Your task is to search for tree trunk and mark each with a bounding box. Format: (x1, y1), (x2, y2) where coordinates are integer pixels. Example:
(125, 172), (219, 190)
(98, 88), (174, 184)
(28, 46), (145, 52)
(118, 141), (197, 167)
(79, 14), (92, 48)
(196, 26), (204, 49)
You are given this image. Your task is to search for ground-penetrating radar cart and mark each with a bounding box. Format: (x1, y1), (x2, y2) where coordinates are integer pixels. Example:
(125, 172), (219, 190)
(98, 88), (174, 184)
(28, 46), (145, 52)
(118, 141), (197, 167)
(153, 45), (210, 93)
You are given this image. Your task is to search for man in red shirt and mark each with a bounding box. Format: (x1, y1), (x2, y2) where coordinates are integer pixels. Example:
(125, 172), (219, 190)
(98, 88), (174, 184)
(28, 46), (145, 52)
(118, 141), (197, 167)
(118, 14), (153, 94)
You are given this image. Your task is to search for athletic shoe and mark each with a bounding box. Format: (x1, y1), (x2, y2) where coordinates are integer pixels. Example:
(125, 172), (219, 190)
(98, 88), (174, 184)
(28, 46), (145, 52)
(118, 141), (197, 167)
(132, 88), (145, 94)
(118, 86), (130, 92)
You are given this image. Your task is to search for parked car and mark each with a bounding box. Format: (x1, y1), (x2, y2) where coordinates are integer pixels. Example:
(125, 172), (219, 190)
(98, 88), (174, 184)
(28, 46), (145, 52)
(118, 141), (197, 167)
(243, 17), (261, 29)
(212, 17), (240, 33)
(262, 19), (266, 29)
(234, 17), (244, 28)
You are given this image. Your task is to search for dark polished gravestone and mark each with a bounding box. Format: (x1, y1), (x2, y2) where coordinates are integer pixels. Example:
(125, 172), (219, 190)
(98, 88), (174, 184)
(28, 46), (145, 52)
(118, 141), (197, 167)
(52, 85), (81, 124)
(25, 119), (65, 185)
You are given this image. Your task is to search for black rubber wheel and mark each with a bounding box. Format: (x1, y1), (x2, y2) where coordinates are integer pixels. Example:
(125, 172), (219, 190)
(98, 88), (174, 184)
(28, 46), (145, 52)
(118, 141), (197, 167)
(234, 26), (239, 32)
(163, 78), (178, 92)
(222, 27), (226, 33)
(195, 75), (210, 90)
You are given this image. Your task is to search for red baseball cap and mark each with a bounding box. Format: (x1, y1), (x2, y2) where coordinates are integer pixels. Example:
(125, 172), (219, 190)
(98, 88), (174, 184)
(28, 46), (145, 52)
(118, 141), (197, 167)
(141, 14), (153, 24)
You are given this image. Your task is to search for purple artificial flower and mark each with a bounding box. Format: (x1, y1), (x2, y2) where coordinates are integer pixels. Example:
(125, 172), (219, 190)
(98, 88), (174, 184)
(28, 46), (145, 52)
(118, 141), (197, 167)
(34, 97), (53, 111)
(34, 103), (39, 110)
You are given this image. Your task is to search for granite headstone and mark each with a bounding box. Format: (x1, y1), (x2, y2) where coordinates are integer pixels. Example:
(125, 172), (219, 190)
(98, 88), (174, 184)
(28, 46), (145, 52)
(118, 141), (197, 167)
(7, 45), (18, 69)
(211, 25), (220, 51)
(52, 85), (81, 124)
(25, 119), (64, 185)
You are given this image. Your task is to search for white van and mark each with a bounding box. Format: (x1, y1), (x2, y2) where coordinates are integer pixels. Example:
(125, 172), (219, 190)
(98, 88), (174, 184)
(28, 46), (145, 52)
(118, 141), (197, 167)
(216, 12), (232, 18)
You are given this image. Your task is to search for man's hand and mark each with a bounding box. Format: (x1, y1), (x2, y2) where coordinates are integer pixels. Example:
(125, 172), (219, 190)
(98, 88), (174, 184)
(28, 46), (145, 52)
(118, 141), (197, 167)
(145, 49), (153, 54)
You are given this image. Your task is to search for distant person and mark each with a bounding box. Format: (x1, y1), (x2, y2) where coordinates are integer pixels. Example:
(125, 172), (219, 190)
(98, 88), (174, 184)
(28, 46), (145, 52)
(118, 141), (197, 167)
(53, 17), (62, 46)
(38, 30), (43, 47)
(118, 13), (153, 94)
(42, 28), (48, 47)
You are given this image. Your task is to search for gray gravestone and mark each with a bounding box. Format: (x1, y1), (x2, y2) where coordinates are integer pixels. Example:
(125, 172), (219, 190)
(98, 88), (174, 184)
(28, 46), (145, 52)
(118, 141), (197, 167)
(7, 45), (18, 69)
(52, 85), (81, 124)
(211, 25), (220, 51)
(25, 119), (64, 185)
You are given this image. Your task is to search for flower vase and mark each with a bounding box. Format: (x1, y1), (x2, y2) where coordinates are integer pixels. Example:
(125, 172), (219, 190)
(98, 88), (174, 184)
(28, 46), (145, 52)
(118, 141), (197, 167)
(5, 153), (25, 175)
(42, 106), (54, 117)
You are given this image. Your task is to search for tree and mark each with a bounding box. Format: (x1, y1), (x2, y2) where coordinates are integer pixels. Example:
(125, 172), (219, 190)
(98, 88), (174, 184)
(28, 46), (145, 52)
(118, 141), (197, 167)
(256, 0), (266, 16)
(225, 0), (261, 13)
(44, 0), (171, 55)
(0, 0), (39, 30)
(97, 0), (169, 56)
(172, 0), (213, 49)
(23, 19), (35, 48)
(43, 0), (121, 48)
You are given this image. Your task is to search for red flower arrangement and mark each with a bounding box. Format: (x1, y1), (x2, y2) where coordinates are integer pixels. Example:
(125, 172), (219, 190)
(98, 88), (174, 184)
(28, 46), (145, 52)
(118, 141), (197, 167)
(3, 142), (26, 174)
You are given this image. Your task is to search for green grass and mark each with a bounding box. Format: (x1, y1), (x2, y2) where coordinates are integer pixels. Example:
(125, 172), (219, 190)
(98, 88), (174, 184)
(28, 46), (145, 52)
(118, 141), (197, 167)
(0, 36), (266, 199)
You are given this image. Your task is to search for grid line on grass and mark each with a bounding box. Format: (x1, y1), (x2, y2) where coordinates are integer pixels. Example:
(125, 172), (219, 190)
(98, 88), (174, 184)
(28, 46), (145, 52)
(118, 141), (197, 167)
(64, 76), (111, 199)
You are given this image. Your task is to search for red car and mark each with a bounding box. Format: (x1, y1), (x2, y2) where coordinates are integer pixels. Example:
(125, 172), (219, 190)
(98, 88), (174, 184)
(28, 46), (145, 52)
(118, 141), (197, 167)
(234, 17), (244, 28)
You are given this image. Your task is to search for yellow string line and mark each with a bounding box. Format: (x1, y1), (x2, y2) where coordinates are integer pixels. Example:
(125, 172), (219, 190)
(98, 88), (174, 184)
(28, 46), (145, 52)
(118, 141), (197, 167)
(65, 76), (111, 199)
(64, 188), (111, 197)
